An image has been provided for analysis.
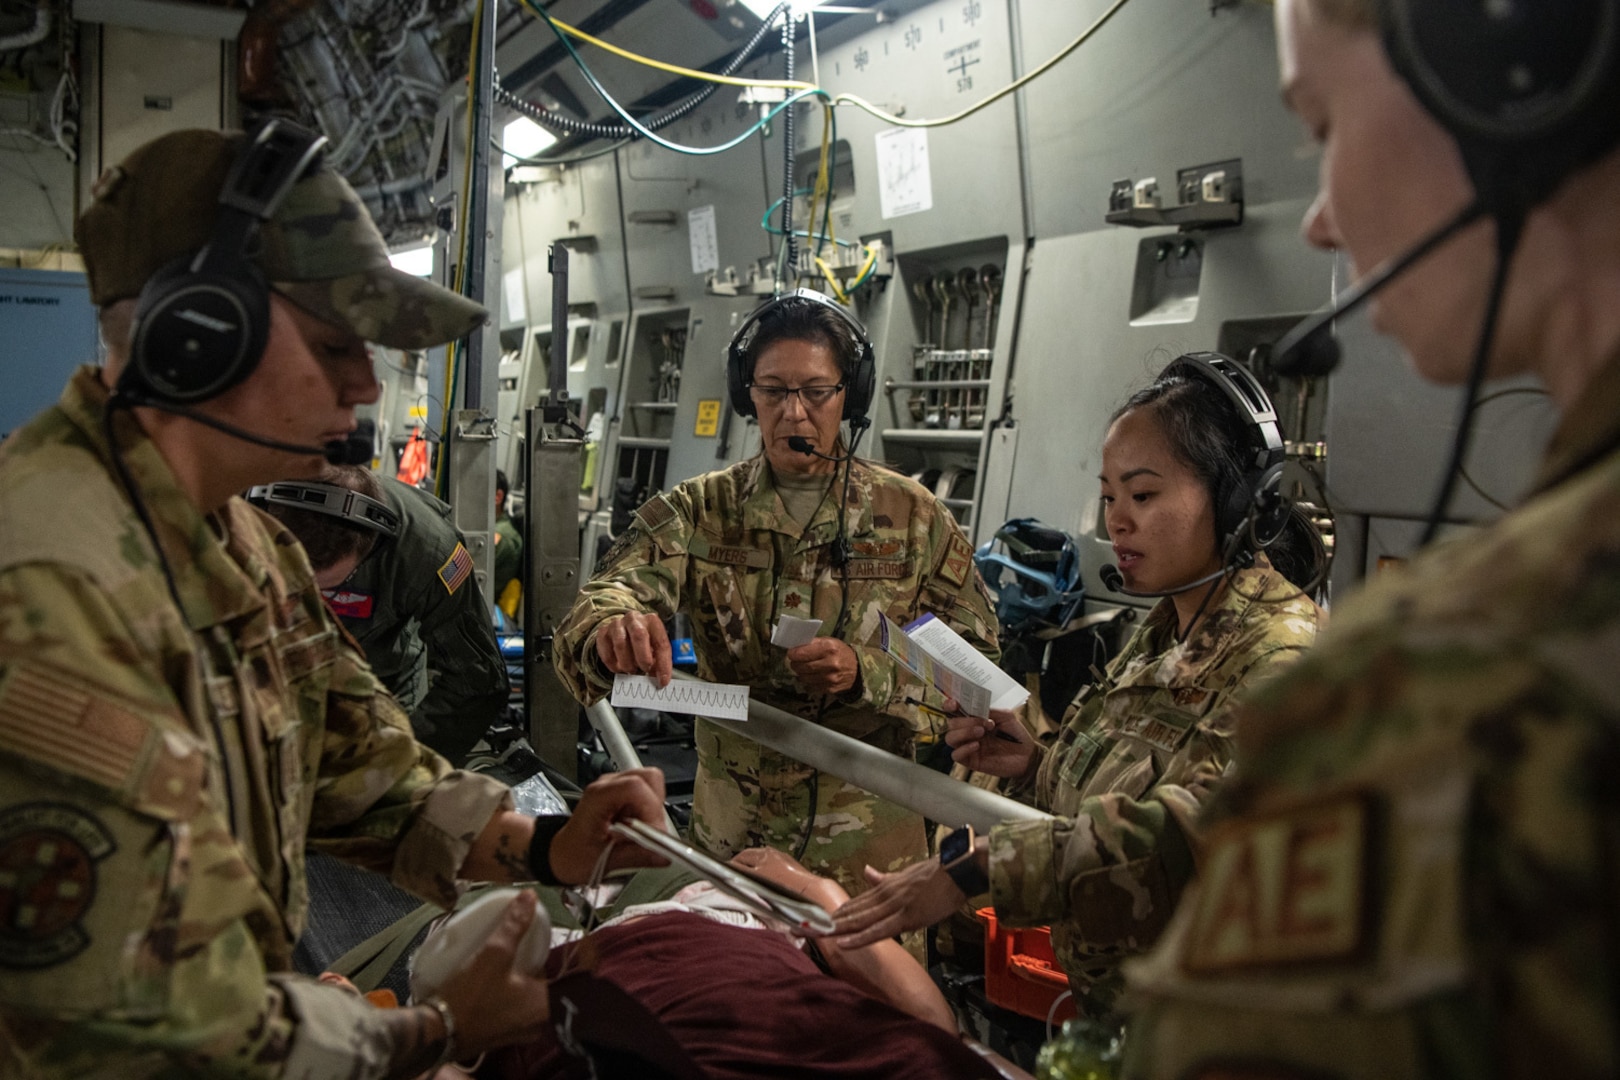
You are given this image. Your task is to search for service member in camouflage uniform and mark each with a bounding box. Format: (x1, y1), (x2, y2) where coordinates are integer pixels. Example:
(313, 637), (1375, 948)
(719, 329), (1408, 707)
(0, 125), (665, 1079)
(554, 294), (1000, 897)
(833, 362), (1323, 1016)
(1119, 2), (1620, 1078)
(257, 465), (510, 764)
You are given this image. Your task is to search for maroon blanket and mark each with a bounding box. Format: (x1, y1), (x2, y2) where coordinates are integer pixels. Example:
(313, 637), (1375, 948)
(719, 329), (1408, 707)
(486, 912), (999, 1079)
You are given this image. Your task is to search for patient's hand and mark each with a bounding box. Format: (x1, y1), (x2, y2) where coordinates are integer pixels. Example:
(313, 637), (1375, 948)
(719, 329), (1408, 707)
(829, 856), (973, 950)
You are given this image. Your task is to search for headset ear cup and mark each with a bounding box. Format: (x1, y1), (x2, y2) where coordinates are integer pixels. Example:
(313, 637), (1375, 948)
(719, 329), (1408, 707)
(727, 338), (755, 418)
(842, 342), (876, 422)
(129, 255), (269, 403)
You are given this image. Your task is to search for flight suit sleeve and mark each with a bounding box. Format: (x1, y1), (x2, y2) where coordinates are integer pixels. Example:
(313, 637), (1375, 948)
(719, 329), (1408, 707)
(987, 638), (1311, 936)
(844, 502), (1002, 714)
(552, 492), (692, 705)
(0, 565), (448, 1080)
(406, 544), (511, 764)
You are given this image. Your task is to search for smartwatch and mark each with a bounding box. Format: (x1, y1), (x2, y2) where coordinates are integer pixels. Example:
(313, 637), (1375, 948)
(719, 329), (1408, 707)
(939, 825), (989, 897)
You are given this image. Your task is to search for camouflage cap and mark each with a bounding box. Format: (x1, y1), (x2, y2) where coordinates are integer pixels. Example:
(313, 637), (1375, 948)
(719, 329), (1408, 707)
(75, 128), (487, 350)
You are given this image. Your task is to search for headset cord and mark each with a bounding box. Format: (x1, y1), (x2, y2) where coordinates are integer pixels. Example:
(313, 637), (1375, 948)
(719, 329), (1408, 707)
(1419, 208), (1525, 546)
(104, 397), (187, 615)
(102, 394), (243, 832)
(793, 436), (864, 862)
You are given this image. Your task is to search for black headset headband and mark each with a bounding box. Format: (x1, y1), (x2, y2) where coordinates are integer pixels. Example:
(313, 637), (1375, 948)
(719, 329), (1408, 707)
(726, 288), (877, 422)
(1159, 351), (1288, 549)
(248, 481), (402, 536)
(1162, 352), (1284, 472)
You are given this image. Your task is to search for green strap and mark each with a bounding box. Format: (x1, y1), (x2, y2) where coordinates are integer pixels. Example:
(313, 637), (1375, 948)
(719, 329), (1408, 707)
(328, 902), (444, 992)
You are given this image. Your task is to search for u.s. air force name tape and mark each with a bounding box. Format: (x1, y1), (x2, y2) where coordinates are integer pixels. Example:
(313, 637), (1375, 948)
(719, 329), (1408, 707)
(610, 674), (751, 722)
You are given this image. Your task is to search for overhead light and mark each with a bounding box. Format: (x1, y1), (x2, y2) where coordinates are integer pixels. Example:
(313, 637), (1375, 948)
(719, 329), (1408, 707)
(503, 116), (558, 168)
(389, 244), (434, 277)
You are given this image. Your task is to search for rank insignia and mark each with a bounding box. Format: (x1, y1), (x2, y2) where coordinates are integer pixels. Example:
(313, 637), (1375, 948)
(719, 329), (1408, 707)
(0, 803), (116, 969)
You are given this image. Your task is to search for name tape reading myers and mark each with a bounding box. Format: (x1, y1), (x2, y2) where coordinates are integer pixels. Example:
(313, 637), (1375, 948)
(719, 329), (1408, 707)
(610, 675), (751, 722)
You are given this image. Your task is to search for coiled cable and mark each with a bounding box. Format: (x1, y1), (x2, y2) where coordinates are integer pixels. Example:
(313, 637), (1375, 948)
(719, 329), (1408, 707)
(494, 2), (789, 143)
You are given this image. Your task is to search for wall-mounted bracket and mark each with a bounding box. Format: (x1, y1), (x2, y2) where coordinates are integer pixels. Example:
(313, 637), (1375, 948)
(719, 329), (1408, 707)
(1106, 159), (1244, 232)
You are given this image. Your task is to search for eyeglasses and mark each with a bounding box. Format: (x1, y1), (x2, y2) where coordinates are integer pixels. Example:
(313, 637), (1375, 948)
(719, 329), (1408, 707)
(748, 383), (845, 408)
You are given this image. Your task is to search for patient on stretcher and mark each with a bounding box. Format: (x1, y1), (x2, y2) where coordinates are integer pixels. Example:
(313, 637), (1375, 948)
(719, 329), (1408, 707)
(422, 847), (1021, 1080)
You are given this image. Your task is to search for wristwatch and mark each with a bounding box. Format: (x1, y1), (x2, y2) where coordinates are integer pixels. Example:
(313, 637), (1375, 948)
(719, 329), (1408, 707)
(939, 825), (990, 897)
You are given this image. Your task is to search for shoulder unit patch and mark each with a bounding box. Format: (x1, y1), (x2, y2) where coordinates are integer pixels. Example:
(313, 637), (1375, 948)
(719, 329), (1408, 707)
(0, 802), (116, 969)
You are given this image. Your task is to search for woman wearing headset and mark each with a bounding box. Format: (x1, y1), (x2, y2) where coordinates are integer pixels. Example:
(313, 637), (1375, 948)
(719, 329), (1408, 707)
(552, 291), (1000, 913)
(833, 355), (1326, 1016)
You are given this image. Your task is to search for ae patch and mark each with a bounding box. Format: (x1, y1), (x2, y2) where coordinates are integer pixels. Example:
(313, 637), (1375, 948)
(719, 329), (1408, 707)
(937, 531), (974, 588)
(1182, 793), (1372, 973)
(0, 802), (116, 969)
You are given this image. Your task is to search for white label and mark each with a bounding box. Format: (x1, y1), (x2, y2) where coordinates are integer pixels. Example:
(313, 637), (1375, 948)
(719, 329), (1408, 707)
(611, 674), (750, 721)
(688, 204), (720, 275)
(875, 128), (933, 220)
(771, 615), (824, 649)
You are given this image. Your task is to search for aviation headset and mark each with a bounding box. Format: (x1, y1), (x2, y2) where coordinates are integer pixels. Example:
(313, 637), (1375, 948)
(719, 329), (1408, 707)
(1380, 0), (1620, 213)
(124, 118), (330, 404)
(726, 288), (877, 425)
(1159, 351), (1288, 555)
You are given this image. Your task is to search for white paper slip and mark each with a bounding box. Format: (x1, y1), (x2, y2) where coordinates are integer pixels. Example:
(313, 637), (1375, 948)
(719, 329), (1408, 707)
(771, 615), (823, 649)
(611, 674), (751, 721)
(904, 614), (1031, 713)
(877, 613), (992, 718)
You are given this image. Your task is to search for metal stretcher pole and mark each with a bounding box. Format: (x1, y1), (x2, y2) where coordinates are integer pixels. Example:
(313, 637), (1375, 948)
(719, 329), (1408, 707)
(586, 699), (646, 771)
(667, 672), (1053, 833)
(586, 699), (680, 834)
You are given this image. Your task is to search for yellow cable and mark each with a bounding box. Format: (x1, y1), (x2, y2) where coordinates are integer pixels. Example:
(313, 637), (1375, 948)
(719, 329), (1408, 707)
(814, 255), (849, 304)
(832, 0), (1131, 129)
(808, 103), (832, 252)
(550, 15), (816, 90)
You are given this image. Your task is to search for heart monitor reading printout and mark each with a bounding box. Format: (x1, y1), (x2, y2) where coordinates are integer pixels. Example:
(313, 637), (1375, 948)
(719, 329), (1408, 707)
(610, 674), (751, 721)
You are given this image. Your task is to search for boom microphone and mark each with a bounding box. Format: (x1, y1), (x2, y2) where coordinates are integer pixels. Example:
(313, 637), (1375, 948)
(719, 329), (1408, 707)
(1099, 562), (1229, 598)
(115, 388), (363, 464)
(1272, 198), (1486, 378)
(787, 435), (855, 461)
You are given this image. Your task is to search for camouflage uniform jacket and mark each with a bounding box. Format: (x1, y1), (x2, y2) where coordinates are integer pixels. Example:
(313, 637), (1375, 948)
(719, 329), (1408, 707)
(553, 454), (999, 889)
(0, 368), (512, 1079)
(988, 555), (1322, 1014)
(326, 476), (508, 763)
(1123, 351), (1620, 1080)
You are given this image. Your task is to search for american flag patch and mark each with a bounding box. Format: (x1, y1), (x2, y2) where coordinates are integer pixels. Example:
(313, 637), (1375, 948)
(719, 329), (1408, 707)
(437, 543), (474, 594)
